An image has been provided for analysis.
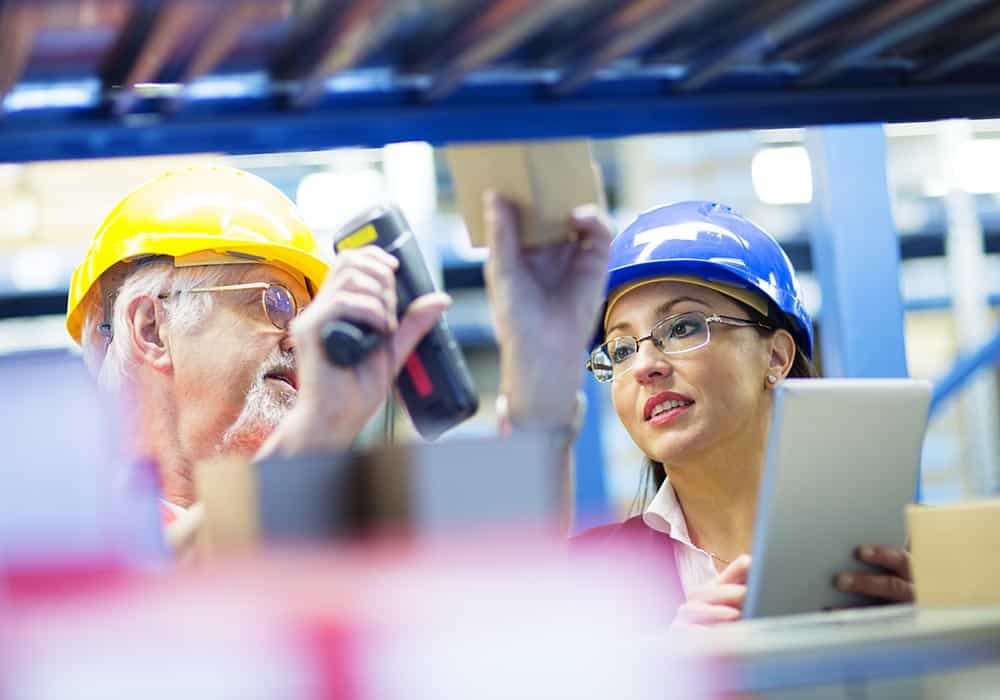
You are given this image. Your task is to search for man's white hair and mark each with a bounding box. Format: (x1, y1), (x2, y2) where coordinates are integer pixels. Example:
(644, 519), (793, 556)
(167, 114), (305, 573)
(80, 261), (238, 393)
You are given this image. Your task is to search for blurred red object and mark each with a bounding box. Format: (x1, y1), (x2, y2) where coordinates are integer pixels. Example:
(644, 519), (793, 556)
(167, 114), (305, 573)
(2, 535), (703, 700)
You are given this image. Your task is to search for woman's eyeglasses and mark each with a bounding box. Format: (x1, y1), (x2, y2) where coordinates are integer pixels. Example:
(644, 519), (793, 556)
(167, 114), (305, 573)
(586, 310), (772, 383)
(158, 282), (299, 331)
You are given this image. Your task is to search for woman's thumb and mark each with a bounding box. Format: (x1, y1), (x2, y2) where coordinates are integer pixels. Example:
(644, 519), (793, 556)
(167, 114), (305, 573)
(717, 554), (752, 585)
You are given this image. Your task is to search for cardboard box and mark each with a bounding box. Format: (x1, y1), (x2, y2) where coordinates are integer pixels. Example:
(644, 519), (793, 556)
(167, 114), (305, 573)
(446, 139), (604, 248)
(196, 434), (560, 555)
(907, 499), (1000, 606)
(195, 456), (258, 557)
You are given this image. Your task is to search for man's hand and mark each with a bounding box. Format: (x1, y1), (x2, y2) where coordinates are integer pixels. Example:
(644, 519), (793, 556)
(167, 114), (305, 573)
(835, 545), (914, 604)
(483, 192), (613, 425)
(260, 246), (450, 456)
(675, 554), (752, 626)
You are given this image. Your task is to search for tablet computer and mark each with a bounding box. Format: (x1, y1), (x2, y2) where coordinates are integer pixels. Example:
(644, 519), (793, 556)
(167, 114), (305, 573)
(743, 378), (932, 619)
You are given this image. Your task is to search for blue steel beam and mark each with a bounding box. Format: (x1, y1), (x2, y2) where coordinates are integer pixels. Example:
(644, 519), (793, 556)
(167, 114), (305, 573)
(914, 30), (1000, 82)
(805, 125), (908, 379)
(285, 0), (406, 109)
(678, 0), (864, 92)
(573, 373), (610, 533)
(179, 2), (279, 85)
(6, 79), (1000, 162)
(797, 0), (994, 87)
(425, 0), (572, 101)
(930, 324), (1000, 416)
(99, 0), (207, 116)
(551, 0), (712, 96)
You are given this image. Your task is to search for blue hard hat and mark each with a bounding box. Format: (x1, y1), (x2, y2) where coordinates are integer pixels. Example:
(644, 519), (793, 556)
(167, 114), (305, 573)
(601, 201), (813, 358)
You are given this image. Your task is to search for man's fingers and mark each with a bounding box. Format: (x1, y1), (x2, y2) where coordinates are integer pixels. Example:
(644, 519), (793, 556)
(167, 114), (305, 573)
(328, 249), (398, 293)
(391, 293), (452, 373)
(336, 270), (396, 312)
(334, 245), (398, 270)
(856, 545), (911, 581)
(687, 583), (746, 608)
(676, 601), (742, 625)
(717, 554), (752, 585)
(835, 571), (914, 603)
(326, 292), (397, 334)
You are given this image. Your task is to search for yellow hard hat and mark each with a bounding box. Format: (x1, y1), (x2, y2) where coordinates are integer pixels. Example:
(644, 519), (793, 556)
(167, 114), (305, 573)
(66, 165), (329, 344)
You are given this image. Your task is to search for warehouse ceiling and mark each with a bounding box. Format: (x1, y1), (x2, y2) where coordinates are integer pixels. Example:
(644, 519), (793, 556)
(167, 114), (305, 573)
(1, 0), (1000, 160)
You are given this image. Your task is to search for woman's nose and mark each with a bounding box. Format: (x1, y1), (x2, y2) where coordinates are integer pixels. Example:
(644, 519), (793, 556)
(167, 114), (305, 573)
(629, 338), (673, 384)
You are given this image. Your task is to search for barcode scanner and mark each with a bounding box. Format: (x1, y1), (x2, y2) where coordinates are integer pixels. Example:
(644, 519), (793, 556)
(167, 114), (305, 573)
(322, 320), (381, 366)
(324, 203), (479, 440)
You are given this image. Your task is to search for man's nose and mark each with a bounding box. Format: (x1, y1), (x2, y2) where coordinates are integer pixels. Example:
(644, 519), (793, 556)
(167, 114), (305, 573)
(280, 329), (295, 354)
(630, 338), (673, 384)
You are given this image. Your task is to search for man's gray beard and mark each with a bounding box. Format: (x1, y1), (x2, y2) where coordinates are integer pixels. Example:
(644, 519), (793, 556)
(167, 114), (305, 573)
(219, 351), (296, 456)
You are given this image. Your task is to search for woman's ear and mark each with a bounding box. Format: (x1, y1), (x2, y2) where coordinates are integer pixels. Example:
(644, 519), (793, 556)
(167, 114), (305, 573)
(767, 329), (796, 383)
(126, 295), (172, 373)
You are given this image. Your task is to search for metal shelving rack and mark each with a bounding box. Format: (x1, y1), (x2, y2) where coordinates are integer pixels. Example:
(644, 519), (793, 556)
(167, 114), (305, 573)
(1, 0), (999, 159)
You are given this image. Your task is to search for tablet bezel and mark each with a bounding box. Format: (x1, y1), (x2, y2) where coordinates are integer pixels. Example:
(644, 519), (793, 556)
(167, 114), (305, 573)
(743, 378), (932, 619)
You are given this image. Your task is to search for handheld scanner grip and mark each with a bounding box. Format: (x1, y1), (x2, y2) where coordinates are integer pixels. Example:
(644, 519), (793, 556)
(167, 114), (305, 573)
(334, 204), (479, 439)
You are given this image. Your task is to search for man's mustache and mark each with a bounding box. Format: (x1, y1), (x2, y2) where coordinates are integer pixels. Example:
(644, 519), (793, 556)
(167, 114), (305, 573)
(259, 349), (296, 379)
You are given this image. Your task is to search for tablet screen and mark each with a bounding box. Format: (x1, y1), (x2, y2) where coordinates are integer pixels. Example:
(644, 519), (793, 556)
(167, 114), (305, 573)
(744, 378), (931, 619)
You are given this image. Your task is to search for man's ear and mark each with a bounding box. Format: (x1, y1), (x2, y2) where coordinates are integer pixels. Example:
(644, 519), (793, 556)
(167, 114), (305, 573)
(768, 329), (796, 381)
(126, 295), (172, 373)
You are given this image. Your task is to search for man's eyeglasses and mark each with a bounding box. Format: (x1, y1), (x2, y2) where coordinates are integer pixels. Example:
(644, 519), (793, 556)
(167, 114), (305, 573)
(158, 282), (300, 331)
(586, 310), (773, 383)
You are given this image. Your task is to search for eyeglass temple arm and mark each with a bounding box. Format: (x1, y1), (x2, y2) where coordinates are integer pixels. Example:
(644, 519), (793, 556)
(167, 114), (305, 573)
(710, 314), (774, 331)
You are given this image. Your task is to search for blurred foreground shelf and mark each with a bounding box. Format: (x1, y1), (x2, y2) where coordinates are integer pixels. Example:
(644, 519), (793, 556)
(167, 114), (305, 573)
(678, 604), (1000, 697)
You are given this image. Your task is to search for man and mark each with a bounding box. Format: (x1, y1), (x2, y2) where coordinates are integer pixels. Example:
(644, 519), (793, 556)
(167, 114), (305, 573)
(67, 165), (613, 534)
(67, 165), (449, 521)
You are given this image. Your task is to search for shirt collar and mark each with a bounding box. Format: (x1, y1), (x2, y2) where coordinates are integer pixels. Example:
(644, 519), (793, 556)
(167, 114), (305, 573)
(642, 477), (696, 548)
(160, 498), (187, 527)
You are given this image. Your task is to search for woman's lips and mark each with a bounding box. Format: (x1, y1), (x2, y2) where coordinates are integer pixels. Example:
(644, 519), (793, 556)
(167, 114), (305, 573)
(647, 402), (692, 426)
(643, 391), (694, 421)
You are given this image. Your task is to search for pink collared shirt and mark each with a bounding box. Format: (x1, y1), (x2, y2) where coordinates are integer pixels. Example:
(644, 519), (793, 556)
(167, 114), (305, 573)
(642, 478), (720, 598)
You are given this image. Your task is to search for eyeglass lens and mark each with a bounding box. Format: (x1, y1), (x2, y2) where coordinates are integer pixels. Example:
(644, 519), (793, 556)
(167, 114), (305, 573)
(590, 312), (711, 383)
(263, 285), (297, 330)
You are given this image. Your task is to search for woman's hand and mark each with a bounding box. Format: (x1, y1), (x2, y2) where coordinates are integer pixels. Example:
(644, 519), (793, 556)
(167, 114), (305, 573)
(483, 192), (613, 425)
(675, 554), (752, 625)
(834, 545), (913, 603)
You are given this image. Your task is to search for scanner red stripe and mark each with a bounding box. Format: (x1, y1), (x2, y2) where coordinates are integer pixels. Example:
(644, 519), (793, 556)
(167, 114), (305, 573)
(405, 354), (434, 397)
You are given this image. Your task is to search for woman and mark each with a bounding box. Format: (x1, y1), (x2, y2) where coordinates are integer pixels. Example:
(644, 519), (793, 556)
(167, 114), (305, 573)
(484, 195), (913, 625)
(582, 201), (914, 625)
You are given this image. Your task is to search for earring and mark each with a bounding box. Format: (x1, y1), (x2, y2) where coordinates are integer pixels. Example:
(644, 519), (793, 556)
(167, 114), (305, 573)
(767, 374), (778, 385)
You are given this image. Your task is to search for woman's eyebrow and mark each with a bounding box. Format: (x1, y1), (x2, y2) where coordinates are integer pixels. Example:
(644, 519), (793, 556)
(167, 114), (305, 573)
(605, 320), (631, 336)
(606, 295), (709, 335)
(652, 296), (710, 319)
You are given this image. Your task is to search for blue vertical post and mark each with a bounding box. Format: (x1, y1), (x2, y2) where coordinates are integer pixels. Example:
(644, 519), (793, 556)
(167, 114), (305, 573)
(805, 125), (909, 379)
(573, 373), (610, 532)
(805, 125), (917, 499)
